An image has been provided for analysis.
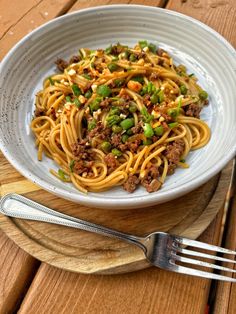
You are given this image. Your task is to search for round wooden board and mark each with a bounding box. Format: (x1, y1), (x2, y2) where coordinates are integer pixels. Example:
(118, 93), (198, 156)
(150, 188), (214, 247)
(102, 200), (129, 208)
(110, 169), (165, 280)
(0, 162), (233, 274)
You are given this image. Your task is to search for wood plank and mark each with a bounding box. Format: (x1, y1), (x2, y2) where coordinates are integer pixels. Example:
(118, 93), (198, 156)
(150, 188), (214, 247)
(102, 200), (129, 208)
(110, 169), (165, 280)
(0, 0), (41, 38)
(17, 207), (225, 314)
(0, 0), (77, 60)
(166, 0), (236, 47)
(69, 0), (164, 11)
(0, 231), (39, 314)
(212, 170), (236, 314)
(0, 1), (77, 313)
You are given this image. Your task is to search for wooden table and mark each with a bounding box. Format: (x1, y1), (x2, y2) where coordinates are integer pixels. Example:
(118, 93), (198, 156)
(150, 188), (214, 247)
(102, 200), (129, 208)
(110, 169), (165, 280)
(0, 1), (236, 313)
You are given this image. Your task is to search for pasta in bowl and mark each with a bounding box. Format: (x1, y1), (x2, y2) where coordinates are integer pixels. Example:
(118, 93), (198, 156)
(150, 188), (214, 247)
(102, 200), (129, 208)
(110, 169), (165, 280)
(31, 42), (210, 194)
(0, 5), (235, 209)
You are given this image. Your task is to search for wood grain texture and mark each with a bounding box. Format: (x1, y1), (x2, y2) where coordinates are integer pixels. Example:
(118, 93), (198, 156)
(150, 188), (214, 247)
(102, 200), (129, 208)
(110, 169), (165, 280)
(166, 0), (236, 46)
(0, 0), (77, 60)
(212, 171), (236, 314)
(69, 0), (164, 11)
(0, 162), (232, 274)
(17, 206), (225, 314)
(0, 231), (39, 314)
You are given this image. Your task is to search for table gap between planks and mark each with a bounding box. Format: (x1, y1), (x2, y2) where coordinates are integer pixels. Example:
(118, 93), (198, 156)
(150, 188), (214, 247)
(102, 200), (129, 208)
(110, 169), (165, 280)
(0, 0), (235, 313)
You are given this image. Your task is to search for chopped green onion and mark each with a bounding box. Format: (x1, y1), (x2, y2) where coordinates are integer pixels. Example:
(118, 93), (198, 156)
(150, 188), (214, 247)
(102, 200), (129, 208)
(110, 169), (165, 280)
(139, 40), (148, 49)
(58, 169), (67, 181)
(180, 85), (188, 95)
(129, 54), (137, 62)
(119, 50), (129, 59)
(90, 97), (102, 112)
(168, 122), (179, 129)
(106, 115), (121, 127)
(96, 85), (112, 97)
(141, 107), (153, 123)
(111, 55), (119, 61)
(109, 107), (120, 115)
(126, 129), (133, 135)
(140, 86), (148, 96)
(199, 90), (208, 100)
(180, 158), (186, 163)
(143, 123), (154, 138)
(82, 73), (92, 80)
(143, 139), (153, 145)
(158, 90), (164, 102)
(88, 119), (97, 131)
(131, 75), (144, 84)
(71, 84), (82, 96)
(189, 73), (195, 77)
(167, 108), (178, 119)
(150, 93), (159, 104)
(112, 125), (122, 133)
(69, 160), (75, 172)
(129, 102), (137, 113)
(108, 63), (118, 72)
(105, 45), (112, 54)
(114, 78), (125, 87)
(154, 125), (164, 136)
(120, 118), (134, 130)
(147, 82), (155, 94)
(84, 90), (92, 99)
(48, 77), (54, 85)
(148, 43), (156, 53)
(74, 98), (81, 108)
(101, 141), (112, 153)
(66, 96), (72, 102)
(112, 148), (122, 157)
(177, 97), (182, 114)
(122, 134), (129, 143)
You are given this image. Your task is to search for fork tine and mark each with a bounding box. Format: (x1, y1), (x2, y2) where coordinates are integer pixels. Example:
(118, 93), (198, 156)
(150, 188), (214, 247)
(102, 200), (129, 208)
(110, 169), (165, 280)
(177, 248), (236, 264)
(175, 237), (236, 255)
(173, 255), (236, 273)
(169, 264), (236, 282)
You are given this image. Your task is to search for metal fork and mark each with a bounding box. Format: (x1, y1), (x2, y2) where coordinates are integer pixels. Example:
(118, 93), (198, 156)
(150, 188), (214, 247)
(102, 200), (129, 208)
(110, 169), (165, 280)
(1, 193), (236, 282)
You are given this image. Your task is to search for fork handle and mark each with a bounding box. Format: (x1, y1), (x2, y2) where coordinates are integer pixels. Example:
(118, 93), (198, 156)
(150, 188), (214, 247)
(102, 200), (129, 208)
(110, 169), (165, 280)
(0, 193), (146, 250)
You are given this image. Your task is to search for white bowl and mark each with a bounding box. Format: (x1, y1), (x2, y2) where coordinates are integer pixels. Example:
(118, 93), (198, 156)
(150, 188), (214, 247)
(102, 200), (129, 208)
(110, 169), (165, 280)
(0, 5), (236, 209)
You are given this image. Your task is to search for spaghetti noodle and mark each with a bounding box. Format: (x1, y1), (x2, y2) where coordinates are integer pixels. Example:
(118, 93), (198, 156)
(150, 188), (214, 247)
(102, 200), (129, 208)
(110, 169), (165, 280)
(31, 41), (210, 193)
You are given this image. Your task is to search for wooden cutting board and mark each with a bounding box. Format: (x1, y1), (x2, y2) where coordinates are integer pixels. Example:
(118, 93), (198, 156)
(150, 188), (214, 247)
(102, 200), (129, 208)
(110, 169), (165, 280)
(0, 153), (233, 274)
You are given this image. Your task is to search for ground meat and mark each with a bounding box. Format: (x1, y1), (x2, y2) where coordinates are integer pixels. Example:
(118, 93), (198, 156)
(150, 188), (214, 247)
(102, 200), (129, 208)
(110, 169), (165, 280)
(158, 59), (165, 66)
(55, 58), (68, 72)
(71, 140), (92, 160)
(100, 98), (110, 108)
(69, 55), (81, 64)
(123, 174), (140, 193)
(184, 104), (202, 118)
(143, 94), (151, 106)
(73, 160), (94, 176)
(126, 139), (142, 153)
(111, 134), (122, 147)
(88, 121), (104, 139)
(141, 165), (161, 193)
(131, 122), (143, 134)
(167, 162), (177, 175)
(119, 144), (128, 152)
(164, 139), (185, 168)
(34, 107), (45, 117)
(104, 153), (118, 172)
